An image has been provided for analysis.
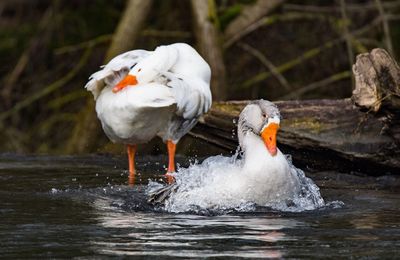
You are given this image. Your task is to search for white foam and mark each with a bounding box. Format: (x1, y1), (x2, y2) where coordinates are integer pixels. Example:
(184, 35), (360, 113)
(147, 153), (326, 213)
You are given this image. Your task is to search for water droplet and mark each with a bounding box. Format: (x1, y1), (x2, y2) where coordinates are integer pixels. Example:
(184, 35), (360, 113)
(147, 152), (325, 213)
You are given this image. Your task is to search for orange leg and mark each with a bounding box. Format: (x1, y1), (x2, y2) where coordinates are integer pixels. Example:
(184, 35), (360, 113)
(166, 140), (176, 184)
(167, 140), (176, 173)
(127, 144), (137, 185)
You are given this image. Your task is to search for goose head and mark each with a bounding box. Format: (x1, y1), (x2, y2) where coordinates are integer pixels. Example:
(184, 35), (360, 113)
(112, 62), (152, 93)
(238, 100), (281, 156)
(112, 45), (178, 93)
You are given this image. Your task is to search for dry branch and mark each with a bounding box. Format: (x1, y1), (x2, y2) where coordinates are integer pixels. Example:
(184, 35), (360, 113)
(1, 7), (53, 108)
(238, 42), (291, 91)
(224, 12), (338, 49)
(340, 0), (354, 72)
(242, 17), (382, 89)
(374, 0), (394, 56)
(283, 2), (400, 13)
(0, 47), (92, 122)
(280, 71), (351, 100)
(54, 34), (112, 56)
(224, 0), (285, 46)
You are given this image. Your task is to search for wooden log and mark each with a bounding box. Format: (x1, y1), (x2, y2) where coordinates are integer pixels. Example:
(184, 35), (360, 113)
(190, 49), (400, 174)
(352, 48), (400, 112)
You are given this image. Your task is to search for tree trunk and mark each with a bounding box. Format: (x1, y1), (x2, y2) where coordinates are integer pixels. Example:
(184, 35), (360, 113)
(105, 0), (153, 62)
(191, 0), (227, 101)
(190, 48), (400, 174)
(66, 0), (153, 153)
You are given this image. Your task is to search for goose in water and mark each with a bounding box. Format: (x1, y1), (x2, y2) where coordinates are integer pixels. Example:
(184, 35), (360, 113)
(148, 100), (323, 210)
(84, 43), (212, 182)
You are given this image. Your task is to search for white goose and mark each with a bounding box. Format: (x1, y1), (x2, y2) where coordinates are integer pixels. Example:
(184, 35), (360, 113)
(148, 100), (322, 210)
(85, 43), (212, 182)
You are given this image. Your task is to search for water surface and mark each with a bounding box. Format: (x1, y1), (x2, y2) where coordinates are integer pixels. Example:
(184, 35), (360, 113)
(0, 154), (399, 258)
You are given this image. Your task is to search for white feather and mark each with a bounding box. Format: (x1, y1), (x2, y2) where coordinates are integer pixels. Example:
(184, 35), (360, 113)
(85, 50), (150, 99)
(83, 43), (212, 146)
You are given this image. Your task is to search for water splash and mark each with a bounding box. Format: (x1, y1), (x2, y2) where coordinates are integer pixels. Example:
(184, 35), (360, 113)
(147, 153), (326, 214)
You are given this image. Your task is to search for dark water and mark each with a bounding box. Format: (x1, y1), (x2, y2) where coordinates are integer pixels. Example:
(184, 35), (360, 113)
(0, 154), (399, 258)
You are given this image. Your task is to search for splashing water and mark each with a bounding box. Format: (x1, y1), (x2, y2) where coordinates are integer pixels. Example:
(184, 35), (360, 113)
(147, 153), (326, 214)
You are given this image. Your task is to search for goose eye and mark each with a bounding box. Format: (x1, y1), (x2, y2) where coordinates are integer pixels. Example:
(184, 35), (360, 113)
(262, 114), (267, 118)
(138, 68), (142, 72)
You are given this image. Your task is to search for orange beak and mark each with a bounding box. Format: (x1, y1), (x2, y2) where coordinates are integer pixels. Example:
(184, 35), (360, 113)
(261, 122), (279, 156)
(112, 74), (138, 93)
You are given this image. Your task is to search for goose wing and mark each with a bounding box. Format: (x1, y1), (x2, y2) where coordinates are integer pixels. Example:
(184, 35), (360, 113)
(161, 71), (212, 119)
(85, 50), (150, 99)
(147, 183), (179, 205)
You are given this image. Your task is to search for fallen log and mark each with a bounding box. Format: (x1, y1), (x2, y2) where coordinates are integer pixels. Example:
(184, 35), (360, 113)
(189, 49), (400, 174)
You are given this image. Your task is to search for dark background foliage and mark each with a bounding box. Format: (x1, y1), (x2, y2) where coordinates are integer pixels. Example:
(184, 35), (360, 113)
(0, 0), (399, 154)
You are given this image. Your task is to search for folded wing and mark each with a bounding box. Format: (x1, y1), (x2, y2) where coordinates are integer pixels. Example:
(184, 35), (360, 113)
(85, 50), (150, 99)
(162, 71), (211, 119)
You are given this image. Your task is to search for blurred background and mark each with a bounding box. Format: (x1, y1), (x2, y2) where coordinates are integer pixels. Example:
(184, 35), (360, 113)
(0, 0), (399, 154)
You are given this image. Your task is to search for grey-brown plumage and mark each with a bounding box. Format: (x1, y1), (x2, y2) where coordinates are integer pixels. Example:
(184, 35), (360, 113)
(237, 100), (280, 149)
(147, 182), (178, 205)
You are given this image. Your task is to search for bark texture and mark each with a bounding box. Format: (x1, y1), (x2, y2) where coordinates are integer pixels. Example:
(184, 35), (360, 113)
(352, 48), (400, 112)
(191, 0), (227, 101)
(190, 99), (399, 174)
(190, 49), (400, 174)
(105, 0), (153, 62)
